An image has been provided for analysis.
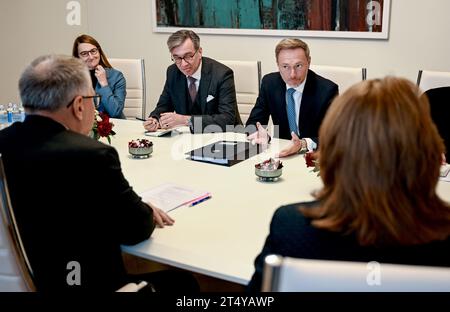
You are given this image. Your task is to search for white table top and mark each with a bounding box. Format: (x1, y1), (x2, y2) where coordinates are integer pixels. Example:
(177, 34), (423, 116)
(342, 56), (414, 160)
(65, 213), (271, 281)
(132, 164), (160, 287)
(110, 119), (450, 285)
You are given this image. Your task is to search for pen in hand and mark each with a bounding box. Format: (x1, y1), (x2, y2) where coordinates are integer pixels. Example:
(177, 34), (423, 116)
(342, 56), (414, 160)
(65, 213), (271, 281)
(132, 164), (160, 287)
(135, 117), (146, 121)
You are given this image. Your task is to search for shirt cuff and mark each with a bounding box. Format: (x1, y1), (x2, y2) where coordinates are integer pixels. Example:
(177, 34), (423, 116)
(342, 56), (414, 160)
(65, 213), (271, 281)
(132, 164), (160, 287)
(304, 138), (317, 152)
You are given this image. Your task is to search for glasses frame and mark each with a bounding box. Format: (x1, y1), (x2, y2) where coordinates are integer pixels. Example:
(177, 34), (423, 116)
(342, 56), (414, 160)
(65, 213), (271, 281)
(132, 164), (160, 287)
(79, 48), (99, 58)
(66, 95), (101, 108)
(171, 49), (199, 65)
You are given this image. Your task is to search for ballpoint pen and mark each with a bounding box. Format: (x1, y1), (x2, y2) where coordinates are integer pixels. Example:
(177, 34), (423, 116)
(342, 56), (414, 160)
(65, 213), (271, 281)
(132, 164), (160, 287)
(189, 195), (211, 207)
(135, 117), (146, 121)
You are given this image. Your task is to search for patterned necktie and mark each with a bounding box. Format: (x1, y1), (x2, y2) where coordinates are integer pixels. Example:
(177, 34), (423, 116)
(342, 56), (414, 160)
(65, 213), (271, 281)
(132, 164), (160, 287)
(188, 76), (197, 103)
(286, 88), (298, 135)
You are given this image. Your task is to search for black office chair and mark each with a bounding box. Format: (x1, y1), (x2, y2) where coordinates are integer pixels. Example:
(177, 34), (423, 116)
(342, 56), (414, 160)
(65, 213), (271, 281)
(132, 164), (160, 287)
(424, 87), (450, 159)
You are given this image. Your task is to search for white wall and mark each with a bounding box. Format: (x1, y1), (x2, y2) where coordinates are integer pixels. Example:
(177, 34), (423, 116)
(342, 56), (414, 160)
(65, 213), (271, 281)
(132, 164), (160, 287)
(2, 0), (450, 115)
(0, 0), (88, 104)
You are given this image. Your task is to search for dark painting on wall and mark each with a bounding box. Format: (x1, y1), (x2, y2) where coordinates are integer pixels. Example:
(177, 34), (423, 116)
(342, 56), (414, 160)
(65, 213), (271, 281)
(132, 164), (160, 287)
(153, 0), (390, 39)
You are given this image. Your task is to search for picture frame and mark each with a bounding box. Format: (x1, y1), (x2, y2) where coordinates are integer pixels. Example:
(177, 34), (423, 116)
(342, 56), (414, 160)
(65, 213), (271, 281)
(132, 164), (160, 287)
(152, 0), (390, 40)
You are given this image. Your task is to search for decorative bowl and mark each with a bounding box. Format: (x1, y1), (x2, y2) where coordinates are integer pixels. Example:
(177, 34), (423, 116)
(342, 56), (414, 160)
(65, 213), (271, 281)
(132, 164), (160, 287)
(128, 139), (153, 158)
(255, 158), (283, 182)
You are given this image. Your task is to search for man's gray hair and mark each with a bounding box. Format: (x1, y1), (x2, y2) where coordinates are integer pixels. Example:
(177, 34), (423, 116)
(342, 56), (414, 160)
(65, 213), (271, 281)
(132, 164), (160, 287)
(167, 29), (200, 52)
(19, 55), (90, 111)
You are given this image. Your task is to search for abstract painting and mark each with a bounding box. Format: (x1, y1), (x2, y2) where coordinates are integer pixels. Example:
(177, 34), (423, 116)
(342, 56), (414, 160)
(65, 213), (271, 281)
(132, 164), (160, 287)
(153, 0), (390, 39)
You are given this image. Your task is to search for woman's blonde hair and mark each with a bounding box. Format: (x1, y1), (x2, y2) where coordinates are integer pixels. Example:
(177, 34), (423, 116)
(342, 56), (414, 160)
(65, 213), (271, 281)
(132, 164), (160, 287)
(302, 77), (450, 246)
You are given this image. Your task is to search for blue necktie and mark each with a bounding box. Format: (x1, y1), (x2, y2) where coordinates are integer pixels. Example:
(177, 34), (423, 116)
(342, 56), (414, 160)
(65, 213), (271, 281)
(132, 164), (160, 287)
(286, 88), (298, 135)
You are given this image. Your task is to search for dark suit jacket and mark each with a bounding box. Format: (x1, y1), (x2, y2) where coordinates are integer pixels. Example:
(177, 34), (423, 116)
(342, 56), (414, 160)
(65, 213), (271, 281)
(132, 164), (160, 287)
(150, 57), (241, 133)
(424, 87), (450, 159)
(246, 70), (338, 141)
(0, 115), (154, 291)
(248, 202), (450, 292)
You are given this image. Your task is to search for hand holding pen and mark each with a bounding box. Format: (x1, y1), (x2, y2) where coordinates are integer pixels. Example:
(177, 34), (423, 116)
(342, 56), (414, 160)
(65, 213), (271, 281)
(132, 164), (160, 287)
(142, 117), (160, 132)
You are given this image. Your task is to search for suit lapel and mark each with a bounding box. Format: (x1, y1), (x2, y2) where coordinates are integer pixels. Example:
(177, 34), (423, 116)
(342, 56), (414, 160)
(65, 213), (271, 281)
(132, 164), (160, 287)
(298, 70), (316, 135)
(275, 74), (290, 136)
(198, 58), (212, 113)
(174, 70), (189, 115)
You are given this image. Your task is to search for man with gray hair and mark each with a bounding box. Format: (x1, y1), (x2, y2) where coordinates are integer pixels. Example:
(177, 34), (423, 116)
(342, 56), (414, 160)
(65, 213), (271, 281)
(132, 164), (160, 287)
(0, 55), (200, 291)
(144, 29), (241, 133)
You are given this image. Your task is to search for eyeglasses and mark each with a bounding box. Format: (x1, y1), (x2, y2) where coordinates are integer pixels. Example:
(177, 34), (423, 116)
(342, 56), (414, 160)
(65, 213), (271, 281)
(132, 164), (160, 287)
(66, 95), (101, 108)
(279, 64), (305, 73)
(171, 50), (198, 65)
(79, 48), (99, 58)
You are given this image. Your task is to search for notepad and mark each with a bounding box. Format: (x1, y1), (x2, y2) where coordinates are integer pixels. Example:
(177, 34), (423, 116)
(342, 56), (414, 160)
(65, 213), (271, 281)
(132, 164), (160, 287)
(139, 183), (211, 212)
(144, 128), (179, 137)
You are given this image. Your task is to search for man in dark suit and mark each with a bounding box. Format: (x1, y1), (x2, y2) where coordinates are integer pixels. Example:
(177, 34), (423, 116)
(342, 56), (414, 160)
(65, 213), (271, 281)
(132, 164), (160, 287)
(143, 29), (241, 133)
(0, 55), (200, 292)
(246, 38), (338, 157)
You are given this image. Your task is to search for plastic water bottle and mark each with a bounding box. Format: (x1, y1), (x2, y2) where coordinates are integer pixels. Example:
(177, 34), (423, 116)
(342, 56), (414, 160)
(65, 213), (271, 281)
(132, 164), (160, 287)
(6, 103), (13, 123)
(19, 105), (26, 122)
(0, 104), (7, 129)
(12, 103), (22, 122)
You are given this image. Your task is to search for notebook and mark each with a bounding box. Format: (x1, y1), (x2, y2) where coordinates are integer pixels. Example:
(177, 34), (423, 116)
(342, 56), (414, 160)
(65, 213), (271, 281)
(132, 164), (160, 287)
(144, 127), (179, 137)
(187, 140), (262, 166)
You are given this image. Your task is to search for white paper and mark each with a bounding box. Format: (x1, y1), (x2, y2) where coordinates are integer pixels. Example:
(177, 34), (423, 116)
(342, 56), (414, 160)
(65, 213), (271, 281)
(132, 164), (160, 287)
(140, 183), (211, 212)
(439, 164), (450, 182)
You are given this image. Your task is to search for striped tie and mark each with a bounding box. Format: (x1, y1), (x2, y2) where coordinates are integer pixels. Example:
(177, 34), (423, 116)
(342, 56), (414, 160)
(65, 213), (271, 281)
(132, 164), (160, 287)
(286, 88), (298, 135)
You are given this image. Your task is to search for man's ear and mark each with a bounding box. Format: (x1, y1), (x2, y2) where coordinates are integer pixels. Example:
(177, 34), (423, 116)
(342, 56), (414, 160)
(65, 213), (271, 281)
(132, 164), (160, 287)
(70, 96), (84, 121)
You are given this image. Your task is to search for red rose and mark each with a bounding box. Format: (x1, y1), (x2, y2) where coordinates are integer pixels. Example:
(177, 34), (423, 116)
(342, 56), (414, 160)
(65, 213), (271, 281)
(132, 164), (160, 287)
(97, 121), (113, 137)
(305, 151), (317, 167)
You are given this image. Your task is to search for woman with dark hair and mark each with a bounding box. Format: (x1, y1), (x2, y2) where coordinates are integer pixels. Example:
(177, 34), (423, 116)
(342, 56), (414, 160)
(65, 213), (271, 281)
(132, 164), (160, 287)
(72, 34), (126, 118)
(248, 77), (450, 291)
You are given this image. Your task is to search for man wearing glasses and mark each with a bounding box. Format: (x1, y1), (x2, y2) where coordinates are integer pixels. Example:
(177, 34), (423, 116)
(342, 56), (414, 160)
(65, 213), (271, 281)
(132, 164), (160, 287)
(144, 29), (241, 133)
(246, 38), (338, 157)
(0, 55), (202, 291)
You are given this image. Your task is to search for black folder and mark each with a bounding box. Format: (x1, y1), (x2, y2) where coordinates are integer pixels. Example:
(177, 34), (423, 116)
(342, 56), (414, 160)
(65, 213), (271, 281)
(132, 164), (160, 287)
(187, 140), (262, 166)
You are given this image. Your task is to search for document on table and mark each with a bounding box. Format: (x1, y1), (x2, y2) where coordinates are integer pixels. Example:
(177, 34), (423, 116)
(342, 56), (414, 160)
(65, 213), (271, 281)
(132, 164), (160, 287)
(139, 183), (211, 212)
(439, 164), (450, 182)
(144, 126), (183, 137)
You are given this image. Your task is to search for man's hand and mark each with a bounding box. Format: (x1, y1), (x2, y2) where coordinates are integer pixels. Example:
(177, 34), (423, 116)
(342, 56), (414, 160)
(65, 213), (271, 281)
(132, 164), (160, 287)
(159, 112), (190, 129)
(143, 117), (160, 132)
(247, 122), (270, 150)
(277, 132), (305, 158)
(146, 201), (175, 228)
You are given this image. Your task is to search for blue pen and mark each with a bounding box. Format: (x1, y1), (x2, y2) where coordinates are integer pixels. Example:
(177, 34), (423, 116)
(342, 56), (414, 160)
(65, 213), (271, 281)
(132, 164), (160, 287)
(190, 195), (211, 207)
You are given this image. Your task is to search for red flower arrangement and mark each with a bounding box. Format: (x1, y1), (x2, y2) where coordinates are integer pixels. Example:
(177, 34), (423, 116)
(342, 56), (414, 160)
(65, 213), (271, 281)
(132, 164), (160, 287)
(92, 111), (116, 144)
(305, 151), (320, 175)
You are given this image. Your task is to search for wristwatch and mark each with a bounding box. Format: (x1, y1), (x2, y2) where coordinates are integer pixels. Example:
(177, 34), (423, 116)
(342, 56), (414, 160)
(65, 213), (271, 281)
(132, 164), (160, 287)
(298, 139), (307, 154)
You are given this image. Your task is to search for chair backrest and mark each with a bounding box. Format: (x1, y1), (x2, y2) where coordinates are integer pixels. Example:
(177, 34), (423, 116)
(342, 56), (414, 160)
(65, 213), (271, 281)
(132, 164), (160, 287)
(109, 58), (146, 119)
(0, 154), (35, 291)
(262, 255), (450, 292)
(417, 70), (450, 92)
(218, 60), (261, 124)
(310, 65), (367, 93)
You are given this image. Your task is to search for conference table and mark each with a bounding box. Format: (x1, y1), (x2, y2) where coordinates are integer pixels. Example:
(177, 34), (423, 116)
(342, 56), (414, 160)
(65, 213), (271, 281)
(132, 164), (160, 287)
(110, 119), (450, 286)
